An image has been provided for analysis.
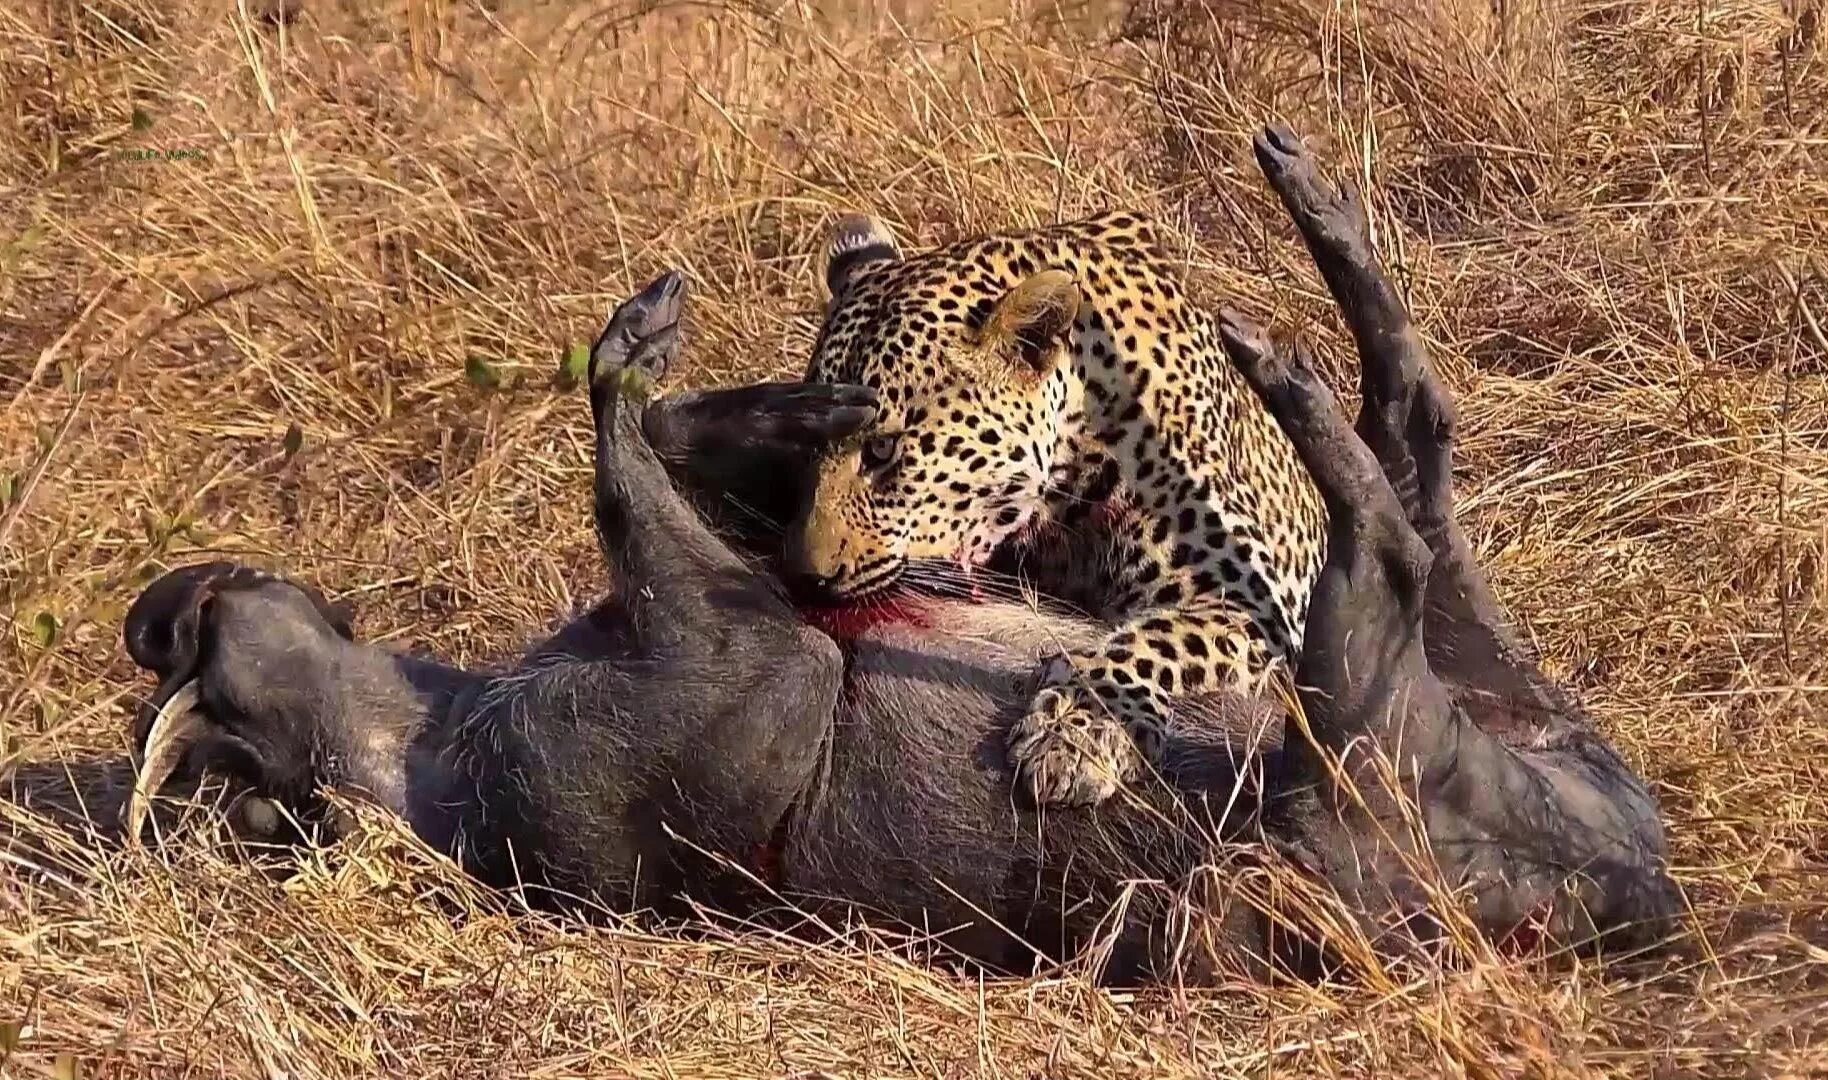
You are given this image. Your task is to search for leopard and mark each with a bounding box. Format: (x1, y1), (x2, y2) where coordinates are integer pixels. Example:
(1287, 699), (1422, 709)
(786, 208), (1329, 809)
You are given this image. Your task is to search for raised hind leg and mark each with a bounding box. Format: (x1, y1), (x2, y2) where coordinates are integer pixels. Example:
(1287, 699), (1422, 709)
(1222, 311), (1675, 959)
(1223, 124), (1678, 956)
(1249, 124), (1546, 707)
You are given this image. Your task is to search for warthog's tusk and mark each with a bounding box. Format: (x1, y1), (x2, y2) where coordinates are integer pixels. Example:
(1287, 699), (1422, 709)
(125, 679), (204, 845)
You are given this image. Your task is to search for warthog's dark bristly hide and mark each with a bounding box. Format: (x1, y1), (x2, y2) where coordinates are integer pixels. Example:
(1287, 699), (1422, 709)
(116, 127), (1679, 985)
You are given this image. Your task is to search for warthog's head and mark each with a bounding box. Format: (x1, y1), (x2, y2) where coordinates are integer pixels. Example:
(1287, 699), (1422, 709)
(121, 561), (362, 843)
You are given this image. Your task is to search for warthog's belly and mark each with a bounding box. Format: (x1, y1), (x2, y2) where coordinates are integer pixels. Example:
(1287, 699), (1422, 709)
(774, 592), (1285, 970)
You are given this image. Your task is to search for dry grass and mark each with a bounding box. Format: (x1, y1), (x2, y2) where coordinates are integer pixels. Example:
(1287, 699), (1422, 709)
(2, 0), (1826, 1074)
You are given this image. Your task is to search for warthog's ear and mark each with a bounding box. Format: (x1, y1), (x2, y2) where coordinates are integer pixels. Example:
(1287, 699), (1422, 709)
(824, 213), (900, 298)
(125, 561), (351, 683)
(120, 561), (351, 841)
(977, 269), (1082, 380)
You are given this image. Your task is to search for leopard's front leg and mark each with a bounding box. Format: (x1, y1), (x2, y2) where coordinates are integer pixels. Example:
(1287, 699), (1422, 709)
(1006, 602), (1273, 807)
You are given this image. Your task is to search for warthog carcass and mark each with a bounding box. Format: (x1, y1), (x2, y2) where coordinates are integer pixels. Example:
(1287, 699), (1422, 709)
(118, 127), (1678, 983)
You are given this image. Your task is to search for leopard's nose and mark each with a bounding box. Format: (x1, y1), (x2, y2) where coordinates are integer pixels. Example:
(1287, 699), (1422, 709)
(785, 569), (838, 603)
(784, 518), (844, 594)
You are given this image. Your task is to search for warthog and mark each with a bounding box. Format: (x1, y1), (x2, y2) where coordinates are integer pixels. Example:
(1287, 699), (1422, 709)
(118, 126), (1677, 983)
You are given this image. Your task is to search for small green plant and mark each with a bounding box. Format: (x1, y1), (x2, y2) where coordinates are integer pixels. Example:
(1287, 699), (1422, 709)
(27, 611), (58, 650)
(1, 222), (45, 274)
(465, 353), (503, 390)
(557, 341), (591, 388)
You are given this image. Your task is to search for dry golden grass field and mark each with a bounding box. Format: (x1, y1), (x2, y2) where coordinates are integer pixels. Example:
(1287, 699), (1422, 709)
(3, 0), (1827, 1075)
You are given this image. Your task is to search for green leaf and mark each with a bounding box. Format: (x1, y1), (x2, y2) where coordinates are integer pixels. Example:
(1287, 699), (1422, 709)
(29, 611), (58, 650)
(130, 106), (153, 132)
(59, 358), (79, 392)
(3, 222), (45, 264)
(0, 473), (14, 506)
(0, 1018), (21, 1056)
(281, 421), (303, 458)
(53, 1051), (81, 1080)
(613, 365), (653, 405)
(464, 354), (501, 390)
(558, 342), (590, 387)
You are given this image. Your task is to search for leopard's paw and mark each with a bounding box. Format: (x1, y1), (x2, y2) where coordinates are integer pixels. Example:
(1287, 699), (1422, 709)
(1006, 685), (1142, 807)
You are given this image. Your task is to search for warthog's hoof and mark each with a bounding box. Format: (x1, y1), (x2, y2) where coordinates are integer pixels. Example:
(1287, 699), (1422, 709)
(1252, 122), (1373, 259)
(591, 268), (687, 405)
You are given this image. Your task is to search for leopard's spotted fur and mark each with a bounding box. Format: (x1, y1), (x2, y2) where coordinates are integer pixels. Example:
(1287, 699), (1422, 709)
(789, 210), (1327, 807)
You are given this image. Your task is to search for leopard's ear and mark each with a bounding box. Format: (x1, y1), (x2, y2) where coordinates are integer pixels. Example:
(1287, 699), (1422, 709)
(824, 214), (900, 298)
(978, 269), (1081, 380)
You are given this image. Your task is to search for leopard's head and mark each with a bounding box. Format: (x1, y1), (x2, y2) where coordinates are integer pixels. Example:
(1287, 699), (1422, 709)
(788, 215), (1081, 601)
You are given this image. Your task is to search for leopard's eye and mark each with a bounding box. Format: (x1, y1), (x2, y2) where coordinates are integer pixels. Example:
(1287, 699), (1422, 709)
(860, 433), (900, 472)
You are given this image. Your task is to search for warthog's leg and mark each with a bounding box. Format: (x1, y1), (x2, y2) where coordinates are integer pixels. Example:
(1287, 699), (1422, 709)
(584, 273), (874, 648)
(1251, 124), (1563, 713)
(1225, 125), (1677, 960)
(443, 273), (859, 911)
(638, 379), (881, 552)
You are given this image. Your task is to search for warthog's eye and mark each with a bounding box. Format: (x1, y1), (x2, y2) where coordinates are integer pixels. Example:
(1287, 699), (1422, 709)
(860, 433), (901, 473)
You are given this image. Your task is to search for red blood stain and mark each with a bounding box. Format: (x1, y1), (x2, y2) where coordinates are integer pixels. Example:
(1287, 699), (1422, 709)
(1497, 899), (1557, 957)
(751, 812), (792, 888)
(797, 592), (936, 639)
